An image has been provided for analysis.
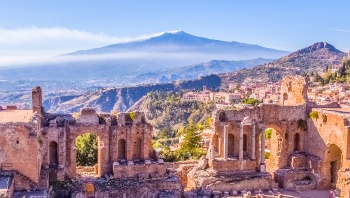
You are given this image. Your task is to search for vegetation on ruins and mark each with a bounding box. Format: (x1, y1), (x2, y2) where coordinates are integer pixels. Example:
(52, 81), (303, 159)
(309, 111), (319, 120)
(241, 98), (261, 106)
(141, 91), (214, 147)
(265, 128), (272, 139)
(76, 133), (98, 166)
(159, 122), (206, 162)
(129, 112), (137, 120)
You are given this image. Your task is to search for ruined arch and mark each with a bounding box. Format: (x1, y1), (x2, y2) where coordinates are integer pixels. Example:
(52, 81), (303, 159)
(67, 128), (107, 179)
(294, 133), (300, 151)
(133, 137), (142, 160)
(243, 134), (248, 152)
(228, 134), (235, 157)
(260, 125), (286, 174)
(326, 144), (342, 188)
(49, 141), (58, 166)
(118, 139), (126, 160)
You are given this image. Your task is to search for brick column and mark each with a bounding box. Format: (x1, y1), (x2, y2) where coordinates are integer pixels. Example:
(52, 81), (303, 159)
(251, 121), (256, 160)
(239, 123), (244, 160)
(223, 125), (228, 159)
(260, 124), (266, 172)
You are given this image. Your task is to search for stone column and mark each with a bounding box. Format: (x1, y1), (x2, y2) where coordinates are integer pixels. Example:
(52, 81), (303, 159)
(223, 125), (228, 159)
(239, 123), (244, 160)
(260, 124), (266, 172)
(251, 121), (256, 160)
(210, 145), (215, 159)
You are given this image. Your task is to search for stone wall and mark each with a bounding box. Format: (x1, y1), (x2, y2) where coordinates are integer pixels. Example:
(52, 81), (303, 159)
(306, 109), (350, 193)
(0, 123), (41, 186)
(113, 163), (166, 179)
(41, 110), (158, 181)
(280, 75), (307, 106)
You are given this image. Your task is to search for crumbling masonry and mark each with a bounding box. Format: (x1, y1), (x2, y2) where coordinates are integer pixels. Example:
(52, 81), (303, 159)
(2, 76), (350, 197)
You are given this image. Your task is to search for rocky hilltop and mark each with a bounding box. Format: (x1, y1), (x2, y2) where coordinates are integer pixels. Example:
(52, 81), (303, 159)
(219, 42), (346, 90)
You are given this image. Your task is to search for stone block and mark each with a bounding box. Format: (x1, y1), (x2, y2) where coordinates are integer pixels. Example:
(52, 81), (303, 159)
(144, 159), (151, 164)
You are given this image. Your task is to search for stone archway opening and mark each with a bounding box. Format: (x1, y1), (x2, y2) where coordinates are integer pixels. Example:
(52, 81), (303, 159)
(294, 133), (300, 151)
(49, 141), (58, 167)
(227, 134), (235, 157)
(133, 137), (142, 161)
(326, 144), (342, 188)
(118, 139), (127, 161)
(262, 127), (284, 174)
(75, 133), (99, 178)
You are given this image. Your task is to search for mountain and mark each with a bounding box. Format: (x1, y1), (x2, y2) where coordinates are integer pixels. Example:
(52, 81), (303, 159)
(219, 42), (347, 90)
(65, 31), (288, 59)
(0, 31), (286, 101)
(40, 42), (346, 114)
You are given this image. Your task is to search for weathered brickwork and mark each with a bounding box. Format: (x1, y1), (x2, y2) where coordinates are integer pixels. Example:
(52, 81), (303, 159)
(3, 75), (350, 196)
(0, 87), (164, 194)
(186, 75), (350, 197)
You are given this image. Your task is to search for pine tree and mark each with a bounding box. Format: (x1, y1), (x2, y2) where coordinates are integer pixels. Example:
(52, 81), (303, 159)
(76, 133), (98, 166)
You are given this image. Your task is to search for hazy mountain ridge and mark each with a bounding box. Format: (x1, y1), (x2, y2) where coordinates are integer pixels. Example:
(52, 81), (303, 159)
(134, 58), (273, 84)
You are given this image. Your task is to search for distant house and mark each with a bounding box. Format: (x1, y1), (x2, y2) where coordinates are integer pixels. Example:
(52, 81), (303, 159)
(181, 86), (211, 102)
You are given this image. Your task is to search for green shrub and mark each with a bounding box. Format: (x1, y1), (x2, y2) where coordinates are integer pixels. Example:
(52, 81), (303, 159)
(75, 133), (98, 166)
(129, 112), (137, 120)
(265, 128), (272, 139)
(265, 152), (270, 159)
(309, 111), (319, 120)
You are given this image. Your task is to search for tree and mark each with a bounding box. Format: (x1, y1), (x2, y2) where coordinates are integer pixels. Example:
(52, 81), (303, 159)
(76, 133), (98, 166)
(176, 122), (205, 160)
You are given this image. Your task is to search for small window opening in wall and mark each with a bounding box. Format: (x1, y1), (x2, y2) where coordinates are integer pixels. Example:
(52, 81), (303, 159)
(16, 138), (19, 144)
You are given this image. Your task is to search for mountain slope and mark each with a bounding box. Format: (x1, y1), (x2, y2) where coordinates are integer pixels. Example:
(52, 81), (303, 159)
(43, 75), (221, 113)
(219, 42), (347, 89)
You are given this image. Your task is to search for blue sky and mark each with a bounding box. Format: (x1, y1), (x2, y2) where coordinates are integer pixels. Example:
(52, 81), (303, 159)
(0, 1), (349, 64)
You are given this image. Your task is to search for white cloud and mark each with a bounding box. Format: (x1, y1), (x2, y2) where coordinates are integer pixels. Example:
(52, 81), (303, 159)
(0, 27), (181, 66)
(0, 26), (175, 45)
(329, 28), (350, 33)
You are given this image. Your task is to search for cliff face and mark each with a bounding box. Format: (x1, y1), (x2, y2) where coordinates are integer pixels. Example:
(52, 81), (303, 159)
(43, 75), (221, 113)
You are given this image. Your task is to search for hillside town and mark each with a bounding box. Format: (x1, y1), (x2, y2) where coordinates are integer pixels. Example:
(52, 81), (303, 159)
(181, 51), (350, 108)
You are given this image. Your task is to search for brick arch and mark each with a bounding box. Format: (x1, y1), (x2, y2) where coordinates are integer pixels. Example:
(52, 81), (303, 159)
(66, 126), (110, 179)
(49, 141), (58, 166)
(258, 123), (287, 173)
